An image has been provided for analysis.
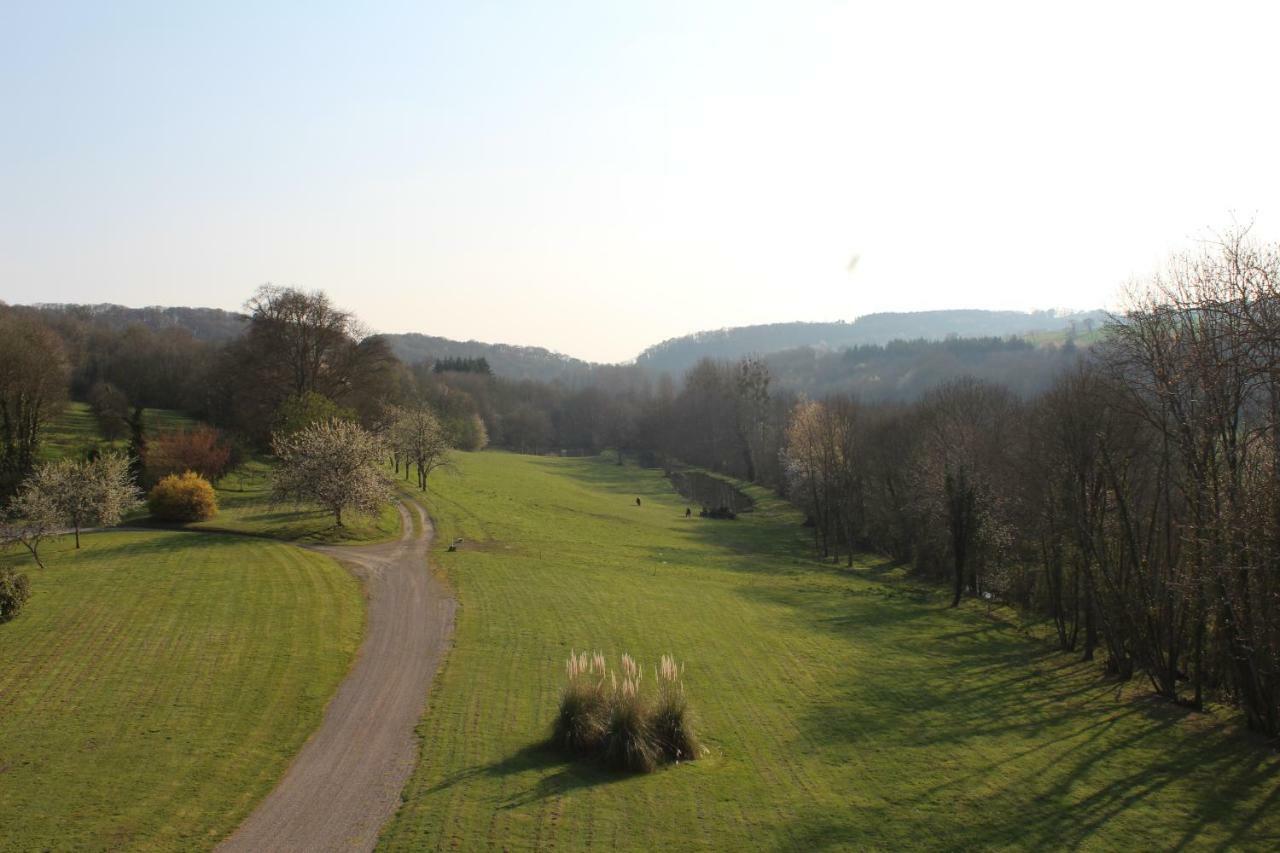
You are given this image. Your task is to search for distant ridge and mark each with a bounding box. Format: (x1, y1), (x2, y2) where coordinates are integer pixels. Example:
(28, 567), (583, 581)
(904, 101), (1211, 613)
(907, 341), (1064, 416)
(633, 309), (1107, 376)
(11, 302), (599, 381)
(25, 302), (249, 342)
(14, 302), (1107, 382)
(380, 333), (596, 383)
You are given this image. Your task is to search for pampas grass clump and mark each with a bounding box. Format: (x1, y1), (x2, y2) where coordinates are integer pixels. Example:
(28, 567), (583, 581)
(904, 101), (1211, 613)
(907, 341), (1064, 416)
(603, 654), (659, 772)
(652, 654), (700, 763)
(553, 650), (698, 773)
(553, 651), (609, 754)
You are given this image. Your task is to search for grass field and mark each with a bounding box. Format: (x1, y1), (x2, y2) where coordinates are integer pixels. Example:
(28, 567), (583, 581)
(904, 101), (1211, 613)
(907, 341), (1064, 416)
(192, 459), (401, 544)
(0, 531), (364, 851)
(380, 451), (1280, 851)
(40, 401), (199, 462)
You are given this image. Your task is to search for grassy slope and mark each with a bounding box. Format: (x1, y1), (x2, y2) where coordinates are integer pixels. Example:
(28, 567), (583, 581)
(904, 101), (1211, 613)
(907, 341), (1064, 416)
(380, 451), (1280, 851)
(40, 402), (198, 462)
(0, 531), (364, 851)
(192, 459), (401, 544)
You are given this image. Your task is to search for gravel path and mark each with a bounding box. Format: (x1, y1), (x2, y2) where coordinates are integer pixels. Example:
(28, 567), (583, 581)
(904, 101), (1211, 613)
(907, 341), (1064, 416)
(218, 498), (454, 852)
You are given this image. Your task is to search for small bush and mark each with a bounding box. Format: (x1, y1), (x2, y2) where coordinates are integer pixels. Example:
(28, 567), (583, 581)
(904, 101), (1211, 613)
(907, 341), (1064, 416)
(148, 471), (218, 522)
(553, 650), (698, 773)
(0, 566), (31, 624)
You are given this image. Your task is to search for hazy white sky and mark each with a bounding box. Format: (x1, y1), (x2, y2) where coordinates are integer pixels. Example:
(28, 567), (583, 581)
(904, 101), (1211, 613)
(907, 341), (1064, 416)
(3, 1), (1277, 362)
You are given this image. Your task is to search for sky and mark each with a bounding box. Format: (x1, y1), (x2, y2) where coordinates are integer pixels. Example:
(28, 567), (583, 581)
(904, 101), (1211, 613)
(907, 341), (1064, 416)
(2, 1), (1278, 363)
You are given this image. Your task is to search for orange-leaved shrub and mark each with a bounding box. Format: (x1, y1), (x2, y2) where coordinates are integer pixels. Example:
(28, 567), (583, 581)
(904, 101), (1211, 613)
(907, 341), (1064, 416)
(145, 427), (232, 485)
(148, 471), (218, 521)
(553, 650), (699, 773)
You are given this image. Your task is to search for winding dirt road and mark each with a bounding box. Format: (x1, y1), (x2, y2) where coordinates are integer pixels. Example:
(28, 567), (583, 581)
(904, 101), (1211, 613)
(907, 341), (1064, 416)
(218, 498), (454, 853)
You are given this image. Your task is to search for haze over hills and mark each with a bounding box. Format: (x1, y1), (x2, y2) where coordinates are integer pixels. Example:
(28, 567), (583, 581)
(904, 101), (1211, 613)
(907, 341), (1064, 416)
(22, 303), (249, 342)
(633, 309), (1108, 376)
(13, 302), (1106, 383)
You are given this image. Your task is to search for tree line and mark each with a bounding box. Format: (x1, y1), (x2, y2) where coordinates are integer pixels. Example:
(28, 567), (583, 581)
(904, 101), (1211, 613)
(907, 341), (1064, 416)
(777, 231), (1280, 737)
(5, 232), (1279, 738)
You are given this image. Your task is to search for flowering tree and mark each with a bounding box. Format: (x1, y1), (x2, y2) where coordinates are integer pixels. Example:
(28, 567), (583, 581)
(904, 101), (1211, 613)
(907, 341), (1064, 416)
(6, 451), (141, 558)
(390, 405), (452, 491)
(270, 419), (392, 527)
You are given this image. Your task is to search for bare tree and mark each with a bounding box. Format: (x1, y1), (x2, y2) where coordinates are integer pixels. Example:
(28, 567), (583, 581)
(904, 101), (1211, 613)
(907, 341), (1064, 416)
(0, 311), (70, 497)
(222, 286), (402, 440)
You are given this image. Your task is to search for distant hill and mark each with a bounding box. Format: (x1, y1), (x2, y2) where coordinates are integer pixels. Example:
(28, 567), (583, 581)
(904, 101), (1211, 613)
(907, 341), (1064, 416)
(15, 302), (1109, 385)
(12, 302), (600, 381)
(24, 303), (248, 342)
(634, 309), (1108, 376)
(381, 333), (597, 382)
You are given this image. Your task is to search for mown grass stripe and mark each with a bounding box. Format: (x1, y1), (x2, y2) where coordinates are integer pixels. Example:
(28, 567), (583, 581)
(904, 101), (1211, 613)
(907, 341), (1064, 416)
(0, 530), (363, 851)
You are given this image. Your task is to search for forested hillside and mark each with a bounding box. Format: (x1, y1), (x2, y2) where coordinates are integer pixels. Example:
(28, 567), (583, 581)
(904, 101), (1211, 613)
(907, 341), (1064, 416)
(381, 332), (596, 382)
(11, 302), (1105, 389)
(24, 303), (248, 341)
(634, 308), (1107, 375)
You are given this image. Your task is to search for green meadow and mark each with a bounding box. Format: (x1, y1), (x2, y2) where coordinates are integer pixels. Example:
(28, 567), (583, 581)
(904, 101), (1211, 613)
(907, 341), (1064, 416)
(39, 401), (199, 462)
(380, 451), (1280, 851)
(2, 404), (399, 850)
(192, 458), (401, 544)
(0, 531), (363, 851)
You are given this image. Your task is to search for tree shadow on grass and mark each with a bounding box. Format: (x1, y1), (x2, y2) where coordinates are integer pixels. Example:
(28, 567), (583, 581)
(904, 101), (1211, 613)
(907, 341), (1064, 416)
(65, 530), (262, 559)
(422, 741), (630, 810)
(743, 556), (1280, 848)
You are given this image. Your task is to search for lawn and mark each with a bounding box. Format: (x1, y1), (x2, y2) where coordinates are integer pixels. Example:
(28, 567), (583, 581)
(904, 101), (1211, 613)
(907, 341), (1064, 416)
(0, 530), (364, 851)
(380, 451), (1280, 851)
(191, 459), (401, 544)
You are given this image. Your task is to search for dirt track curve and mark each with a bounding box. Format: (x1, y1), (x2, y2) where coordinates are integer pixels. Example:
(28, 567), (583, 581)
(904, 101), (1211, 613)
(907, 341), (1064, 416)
(218, 498), (454, 853)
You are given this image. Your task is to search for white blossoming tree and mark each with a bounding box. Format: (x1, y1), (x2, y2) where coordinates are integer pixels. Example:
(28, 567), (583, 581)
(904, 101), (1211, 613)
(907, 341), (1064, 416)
(271, 419), (392, 527)
(5, 451), (141, 562)
(389, 405), (452, 492)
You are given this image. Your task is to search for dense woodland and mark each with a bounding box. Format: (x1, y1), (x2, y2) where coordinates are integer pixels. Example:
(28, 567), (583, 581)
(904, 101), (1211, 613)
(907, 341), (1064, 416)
(3, 230), (1279, 737)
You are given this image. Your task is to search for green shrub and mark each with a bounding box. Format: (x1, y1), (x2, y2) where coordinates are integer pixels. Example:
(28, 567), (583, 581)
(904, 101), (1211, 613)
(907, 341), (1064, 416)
(447, 413), (489, 452)
(148, 471), (218, 522)
(553, 651), (697, 773)
(0, 566), (31, 624)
